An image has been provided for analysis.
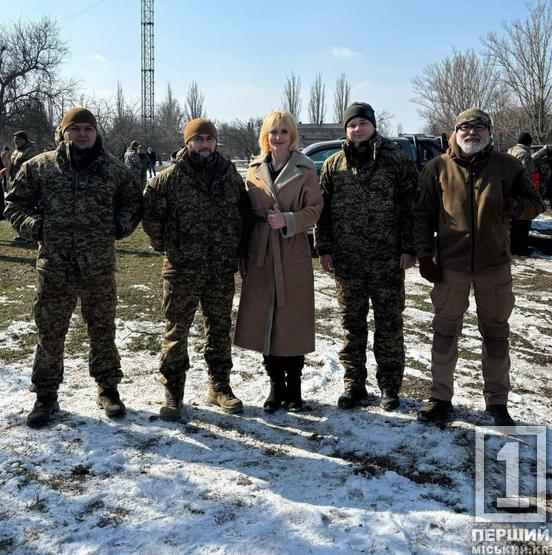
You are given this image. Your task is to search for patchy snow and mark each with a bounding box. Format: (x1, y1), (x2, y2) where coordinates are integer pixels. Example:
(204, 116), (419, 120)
(1, 256), (551, 554)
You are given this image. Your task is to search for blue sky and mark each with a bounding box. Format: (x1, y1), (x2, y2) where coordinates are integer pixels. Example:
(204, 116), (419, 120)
(4, 0), (532, 132)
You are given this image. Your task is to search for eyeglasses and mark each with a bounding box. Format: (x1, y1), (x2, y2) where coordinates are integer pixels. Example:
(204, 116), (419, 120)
(456, 123), (489, 133)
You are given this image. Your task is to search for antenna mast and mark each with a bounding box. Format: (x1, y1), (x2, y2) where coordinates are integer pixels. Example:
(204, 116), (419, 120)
(141, 0), (154, 135)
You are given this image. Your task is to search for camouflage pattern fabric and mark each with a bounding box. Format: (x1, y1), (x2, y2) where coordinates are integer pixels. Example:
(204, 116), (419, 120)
(335, 260), (405, 392)
(5, 137), (143, 277)
(124, 148), (142, 182)
(32, 271), (122, 394)
(143, 147), (250, 278)
(507, 144), (537, 174)
(143, 148), (251, 387)
(8, 141), (38, 183)
(314, 135), (418, 272)
(159, 272), (235, 387)
(314, 135), (418, 393)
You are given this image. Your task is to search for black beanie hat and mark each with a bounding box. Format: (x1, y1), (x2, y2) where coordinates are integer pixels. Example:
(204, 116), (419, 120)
(13, 130), (28, 141)
(343, 102), (377, 129)
(517, 132), (532, 146)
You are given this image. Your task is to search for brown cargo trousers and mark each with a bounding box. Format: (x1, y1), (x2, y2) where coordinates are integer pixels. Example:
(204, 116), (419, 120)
(32, 271), (122, 394)
(429, 263), (514, 405)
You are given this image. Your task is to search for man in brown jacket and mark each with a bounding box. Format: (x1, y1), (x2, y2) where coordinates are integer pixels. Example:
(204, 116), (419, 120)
(414, 108), (545, 426)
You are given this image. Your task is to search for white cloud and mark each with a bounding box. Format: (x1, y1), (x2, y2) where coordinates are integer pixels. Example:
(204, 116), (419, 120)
(331, 46), (360, 58)
(90, 53), (108, 63)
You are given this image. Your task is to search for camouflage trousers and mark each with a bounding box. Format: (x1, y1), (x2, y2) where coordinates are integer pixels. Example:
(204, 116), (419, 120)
(159, 272), (235, 387)
(32, 271), (122, 394)
(335, 264), (405, 392)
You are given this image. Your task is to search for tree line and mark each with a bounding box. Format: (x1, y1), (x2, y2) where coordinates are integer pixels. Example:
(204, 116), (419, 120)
(2, 3), (552, 160)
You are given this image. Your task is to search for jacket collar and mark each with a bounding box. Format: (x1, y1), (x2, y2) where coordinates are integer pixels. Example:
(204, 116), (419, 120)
(250, 150), (314, 194)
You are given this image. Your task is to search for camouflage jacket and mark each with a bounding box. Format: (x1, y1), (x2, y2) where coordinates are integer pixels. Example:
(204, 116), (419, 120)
(4, 137), (143, 277)
(507, 144), (537, 174)
(8, 141), (38, 183)
(124, 148), (142, 180)
(143, 148), (251, 278)
(314, 135), (418, 275)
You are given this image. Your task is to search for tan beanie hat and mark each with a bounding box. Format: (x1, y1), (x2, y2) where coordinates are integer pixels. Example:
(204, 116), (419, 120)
(60, 108), (98, 134)
(183, 118), (217, 144)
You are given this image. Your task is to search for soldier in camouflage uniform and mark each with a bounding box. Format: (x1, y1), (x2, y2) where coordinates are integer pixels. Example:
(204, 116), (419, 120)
(4, 108), (143, 428)
(143, 118), (251, 420)
(124, 141), (142, 184)
(314, 102), (418, 411)
(1, 131), (38, 239)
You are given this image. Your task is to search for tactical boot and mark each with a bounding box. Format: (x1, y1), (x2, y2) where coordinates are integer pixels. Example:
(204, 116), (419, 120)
(97, 387), (126, 418)
(486, 404), (515, 426)
(417, 398), (452, 423)
(206, 384), (243, 414)
(337, 385), (371, 410)
(27, 394), (59, 428)
(380, 389), (400, 411)
(160, 382), (184, 421)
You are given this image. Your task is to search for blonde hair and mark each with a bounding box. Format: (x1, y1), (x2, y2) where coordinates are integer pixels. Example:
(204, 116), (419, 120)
(258, 110), (300, 154)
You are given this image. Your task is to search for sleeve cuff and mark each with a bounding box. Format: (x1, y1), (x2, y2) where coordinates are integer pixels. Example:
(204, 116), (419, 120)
(280, 212), (296, 238)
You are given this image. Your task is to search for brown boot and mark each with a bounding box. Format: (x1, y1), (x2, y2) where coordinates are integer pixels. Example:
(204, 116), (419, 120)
(97, 387), (126, 418)
(206, 384), (243, 414)
(160, 382), (184, 421)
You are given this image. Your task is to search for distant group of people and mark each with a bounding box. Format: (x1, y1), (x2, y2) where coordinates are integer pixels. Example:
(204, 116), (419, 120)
(124, 141), (157, 187)
(1, 102), (546, 429)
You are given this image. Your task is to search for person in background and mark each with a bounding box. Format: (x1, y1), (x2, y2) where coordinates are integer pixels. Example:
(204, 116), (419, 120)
(147, 146), (157, 177)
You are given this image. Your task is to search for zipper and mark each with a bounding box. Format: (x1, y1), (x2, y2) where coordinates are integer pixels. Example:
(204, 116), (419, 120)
(469, 162), (476, 273)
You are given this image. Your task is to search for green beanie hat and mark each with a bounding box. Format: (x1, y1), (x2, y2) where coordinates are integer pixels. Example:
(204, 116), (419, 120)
(455, 108), (491, 129)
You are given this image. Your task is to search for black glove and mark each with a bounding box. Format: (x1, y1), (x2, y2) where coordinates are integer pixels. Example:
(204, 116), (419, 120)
(418, 256), (441, 283)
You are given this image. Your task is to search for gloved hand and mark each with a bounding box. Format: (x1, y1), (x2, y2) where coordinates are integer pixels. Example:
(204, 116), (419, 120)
(418, 256), (441, 283)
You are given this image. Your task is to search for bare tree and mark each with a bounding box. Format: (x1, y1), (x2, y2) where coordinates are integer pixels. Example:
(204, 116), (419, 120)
(482, 2), (552, 142)
(412, 48), (506, 132)
(375, 110), (394, 137)
(218, 118), (261, 161)
(0, 17), (75, 143)
(154, 82), (185, 156)
(333, 73), (351, 123)
(282, 71), (302, 120)
(308, 72), (326, 124)
(184, 81), (206, 120)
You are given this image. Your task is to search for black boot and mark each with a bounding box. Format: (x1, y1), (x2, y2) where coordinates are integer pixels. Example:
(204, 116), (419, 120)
(285, 356), (304, 412)
(486, 404), (515, 426)
(263, 356), (287, 412)
(27, 393), (59, 428)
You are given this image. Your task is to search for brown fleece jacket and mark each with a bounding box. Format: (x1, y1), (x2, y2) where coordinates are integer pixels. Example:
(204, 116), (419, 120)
(413, 132), (546, 273)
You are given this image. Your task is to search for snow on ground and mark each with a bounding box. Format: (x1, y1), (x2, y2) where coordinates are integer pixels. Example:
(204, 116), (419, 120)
(1, 257), (551, 554)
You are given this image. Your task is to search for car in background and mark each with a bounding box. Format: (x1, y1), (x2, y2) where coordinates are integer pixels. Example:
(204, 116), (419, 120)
(302, 134), (444, 175)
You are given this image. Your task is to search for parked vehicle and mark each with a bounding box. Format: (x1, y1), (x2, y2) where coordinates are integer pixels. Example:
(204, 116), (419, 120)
(302, 134), (444, 175)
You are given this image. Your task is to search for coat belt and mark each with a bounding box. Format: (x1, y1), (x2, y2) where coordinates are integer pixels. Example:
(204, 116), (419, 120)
(255, 222), (286, 307)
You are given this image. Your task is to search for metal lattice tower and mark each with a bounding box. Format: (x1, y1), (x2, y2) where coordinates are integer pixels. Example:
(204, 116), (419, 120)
(141, 0), (154, 133)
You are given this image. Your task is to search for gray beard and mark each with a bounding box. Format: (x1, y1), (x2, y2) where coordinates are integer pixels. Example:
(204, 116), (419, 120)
(457, 135), (490, 155)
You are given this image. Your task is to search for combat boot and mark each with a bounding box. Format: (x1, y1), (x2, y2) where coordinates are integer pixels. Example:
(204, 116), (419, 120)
(337, 384), (371, 410)
(380, 389), (400, 411)
(417, 398), (452, 423)
(486, 404), (515, 426)
(27, 394), (59, 428)
(97, 386), (126, 418)
(160, 382), (184, 421)
(206, 383), (243, 414)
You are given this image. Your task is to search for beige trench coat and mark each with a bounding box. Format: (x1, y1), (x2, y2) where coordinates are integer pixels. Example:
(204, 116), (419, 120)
(234, 150), (323, 356)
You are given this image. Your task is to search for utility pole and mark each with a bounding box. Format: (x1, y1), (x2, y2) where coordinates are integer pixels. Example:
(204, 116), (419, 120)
(141, 0), (154, 137)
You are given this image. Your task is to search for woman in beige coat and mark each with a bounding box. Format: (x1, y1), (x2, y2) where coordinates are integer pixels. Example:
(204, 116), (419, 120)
(234, 111), (323, 411)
